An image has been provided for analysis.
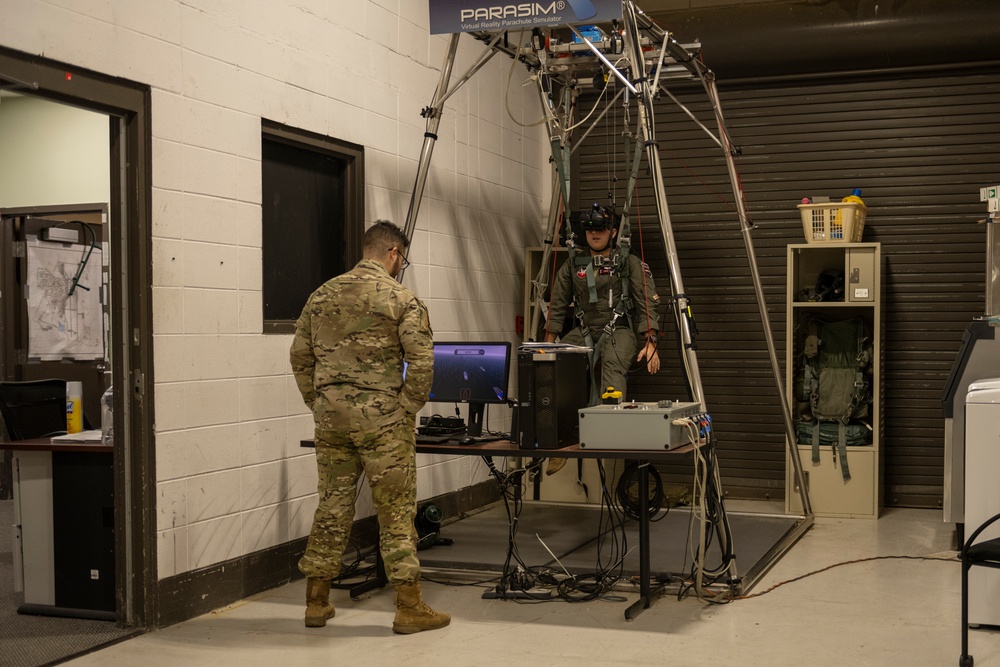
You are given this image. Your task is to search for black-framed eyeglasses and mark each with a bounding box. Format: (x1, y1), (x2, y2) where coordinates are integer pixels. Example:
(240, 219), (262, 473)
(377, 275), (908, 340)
(393, 247), (411, 270)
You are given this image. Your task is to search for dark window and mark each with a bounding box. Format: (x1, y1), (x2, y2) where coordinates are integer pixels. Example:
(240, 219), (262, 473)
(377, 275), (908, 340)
(261, 120), (364, 333)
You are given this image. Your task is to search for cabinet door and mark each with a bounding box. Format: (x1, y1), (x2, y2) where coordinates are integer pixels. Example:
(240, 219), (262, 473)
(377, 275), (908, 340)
(846, 246), (876, 302)
(13, 450), (57, 603)
(788, 447), (875, 517)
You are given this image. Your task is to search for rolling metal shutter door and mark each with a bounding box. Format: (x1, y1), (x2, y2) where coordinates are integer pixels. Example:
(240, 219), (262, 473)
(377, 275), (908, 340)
(570, 68), (1000, 507)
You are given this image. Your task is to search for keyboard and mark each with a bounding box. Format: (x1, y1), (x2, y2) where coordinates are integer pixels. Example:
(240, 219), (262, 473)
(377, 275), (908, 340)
(415, 434), (453, 444)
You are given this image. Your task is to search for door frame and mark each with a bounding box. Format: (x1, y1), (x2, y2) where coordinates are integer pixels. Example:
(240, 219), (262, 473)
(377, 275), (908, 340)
(1, 46), (156, 627)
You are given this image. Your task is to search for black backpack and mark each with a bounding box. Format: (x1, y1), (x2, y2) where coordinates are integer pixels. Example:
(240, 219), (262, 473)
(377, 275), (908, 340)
(798, 268), (845, 303)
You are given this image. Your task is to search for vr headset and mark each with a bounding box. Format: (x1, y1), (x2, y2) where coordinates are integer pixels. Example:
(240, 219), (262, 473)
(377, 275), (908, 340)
(563, 203), (617, 245)
(578, 203), (615, 231)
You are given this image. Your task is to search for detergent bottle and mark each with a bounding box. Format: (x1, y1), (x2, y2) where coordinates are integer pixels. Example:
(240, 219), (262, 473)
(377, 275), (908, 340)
(842, 188), (865, 206)
(833, 189), (866, 240)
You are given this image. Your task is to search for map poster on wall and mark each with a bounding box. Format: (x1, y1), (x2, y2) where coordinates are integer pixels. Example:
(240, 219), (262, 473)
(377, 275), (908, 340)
(26, 237), (105, 360)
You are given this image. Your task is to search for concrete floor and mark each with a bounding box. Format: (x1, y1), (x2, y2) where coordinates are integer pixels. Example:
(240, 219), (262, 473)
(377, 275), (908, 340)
(66, 506), (1000, 667)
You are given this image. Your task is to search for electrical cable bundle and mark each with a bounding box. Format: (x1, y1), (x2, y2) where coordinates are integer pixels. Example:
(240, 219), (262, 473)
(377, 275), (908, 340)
(674, 413), (739, 604)
(552, 459), (629, 602)
(480, 403), (510, 440)
(329, 537), (370, 583)
(480, 455), (631, 604)
(59, 220), (100, 298)
(614, 461), (666, 521)
(481, 456), (554, 599)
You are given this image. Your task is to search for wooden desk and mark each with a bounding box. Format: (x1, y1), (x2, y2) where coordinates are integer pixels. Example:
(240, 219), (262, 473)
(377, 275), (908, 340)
(0, 436), (112, 454)
(416, 438), (694, 460)
(302, 437), (698, 619)
(1, 437), (115, 620)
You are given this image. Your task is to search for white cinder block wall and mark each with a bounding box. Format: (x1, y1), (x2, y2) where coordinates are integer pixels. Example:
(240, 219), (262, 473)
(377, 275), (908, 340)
(1, 0), (547, 580)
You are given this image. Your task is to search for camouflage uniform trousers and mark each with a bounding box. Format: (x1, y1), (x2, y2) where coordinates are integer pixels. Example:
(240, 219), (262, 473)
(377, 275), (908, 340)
(298, 416), (420, 585)
(560, 326), (638, 399)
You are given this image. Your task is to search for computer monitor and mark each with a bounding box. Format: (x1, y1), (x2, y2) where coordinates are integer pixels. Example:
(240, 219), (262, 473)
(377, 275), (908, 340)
(428, 341), (512, 437)
(0, 379), (68, 441)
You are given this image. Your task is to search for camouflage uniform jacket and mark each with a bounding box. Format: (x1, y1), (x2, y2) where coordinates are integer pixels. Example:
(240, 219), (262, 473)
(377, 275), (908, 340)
(290, 258), (434, 432)
(548, 251), (661, 338)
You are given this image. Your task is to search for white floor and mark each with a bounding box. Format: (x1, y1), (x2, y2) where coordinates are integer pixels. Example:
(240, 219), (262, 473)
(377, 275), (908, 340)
(67, 506), (1000, 667)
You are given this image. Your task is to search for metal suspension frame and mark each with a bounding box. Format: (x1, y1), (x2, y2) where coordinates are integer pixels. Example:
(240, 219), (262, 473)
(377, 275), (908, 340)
(401, 1), (814, 597)
(628, 4), (813, 515)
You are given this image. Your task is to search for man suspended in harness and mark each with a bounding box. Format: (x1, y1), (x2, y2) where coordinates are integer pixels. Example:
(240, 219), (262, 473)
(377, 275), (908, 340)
(543, 203), (663, 475)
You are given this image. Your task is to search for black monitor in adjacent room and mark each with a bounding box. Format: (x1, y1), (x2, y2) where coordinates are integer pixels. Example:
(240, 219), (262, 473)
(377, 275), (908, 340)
(0, 379), (67, 441)
(428, 341), (512, 437)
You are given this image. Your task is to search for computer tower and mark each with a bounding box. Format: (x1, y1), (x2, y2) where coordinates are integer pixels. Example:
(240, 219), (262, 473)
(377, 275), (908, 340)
(516, 349), (589, 450)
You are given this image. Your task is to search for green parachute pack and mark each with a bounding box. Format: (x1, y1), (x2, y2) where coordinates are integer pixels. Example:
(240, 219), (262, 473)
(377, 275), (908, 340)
(795, 315), (873, 481)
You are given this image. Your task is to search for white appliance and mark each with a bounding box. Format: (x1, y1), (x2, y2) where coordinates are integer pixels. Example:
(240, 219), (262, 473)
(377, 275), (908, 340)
(965, 378), (1000, 627)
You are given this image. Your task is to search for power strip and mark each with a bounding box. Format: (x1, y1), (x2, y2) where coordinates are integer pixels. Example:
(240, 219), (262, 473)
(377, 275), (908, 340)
(481, 588), (553, 600)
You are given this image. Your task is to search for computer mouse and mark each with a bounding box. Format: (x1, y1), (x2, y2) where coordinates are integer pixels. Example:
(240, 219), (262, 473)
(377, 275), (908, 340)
(458, 436), (477, 446)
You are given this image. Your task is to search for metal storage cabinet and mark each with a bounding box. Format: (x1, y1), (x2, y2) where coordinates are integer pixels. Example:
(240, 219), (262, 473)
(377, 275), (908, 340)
(11, 445), (115, 618)
(785, 243), (883, 518)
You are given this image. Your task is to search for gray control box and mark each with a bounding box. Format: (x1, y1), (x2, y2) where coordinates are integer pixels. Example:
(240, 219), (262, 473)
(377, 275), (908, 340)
(578, 401), (702, 450)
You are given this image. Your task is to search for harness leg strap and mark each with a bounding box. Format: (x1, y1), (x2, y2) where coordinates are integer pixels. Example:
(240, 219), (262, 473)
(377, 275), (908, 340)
(811, 422), (820, 463)
(838, 421), (851, 481)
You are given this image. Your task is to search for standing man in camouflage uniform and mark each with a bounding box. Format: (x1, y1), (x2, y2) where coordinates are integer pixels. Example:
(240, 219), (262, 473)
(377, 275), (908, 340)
(290, 220), (449, 634)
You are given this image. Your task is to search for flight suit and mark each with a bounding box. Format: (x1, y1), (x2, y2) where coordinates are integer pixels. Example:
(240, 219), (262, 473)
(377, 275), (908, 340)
(547, 250), (661, 400)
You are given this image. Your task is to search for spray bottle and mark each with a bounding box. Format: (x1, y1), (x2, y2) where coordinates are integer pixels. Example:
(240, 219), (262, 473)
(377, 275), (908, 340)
(66, 381), (83, 434)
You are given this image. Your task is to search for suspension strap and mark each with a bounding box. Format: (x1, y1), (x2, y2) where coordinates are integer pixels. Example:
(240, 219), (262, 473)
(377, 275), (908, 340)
(584, 258), (598, 304)
(569, 253), (598, 305)
(550, 137), (571, 207)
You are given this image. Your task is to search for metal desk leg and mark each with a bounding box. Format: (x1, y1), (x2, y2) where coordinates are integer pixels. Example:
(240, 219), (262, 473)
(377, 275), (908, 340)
(625, 460), (664, 620)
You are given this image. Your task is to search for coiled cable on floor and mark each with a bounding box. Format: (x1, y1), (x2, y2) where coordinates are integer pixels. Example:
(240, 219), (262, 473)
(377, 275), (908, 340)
(615, 461), (665, 521)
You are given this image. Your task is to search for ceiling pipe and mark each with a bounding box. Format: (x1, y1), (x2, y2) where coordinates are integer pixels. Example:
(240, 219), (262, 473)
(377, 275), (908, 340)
(647, 0), (1000, 79)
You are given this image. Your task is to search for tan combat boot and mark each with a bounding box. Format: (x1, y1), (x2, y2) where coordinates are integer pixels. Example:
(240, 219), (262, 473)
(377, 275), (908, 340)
(545, 457), (567, 476)
(304, 578), (335, 628)
(392, 581), (450, 634)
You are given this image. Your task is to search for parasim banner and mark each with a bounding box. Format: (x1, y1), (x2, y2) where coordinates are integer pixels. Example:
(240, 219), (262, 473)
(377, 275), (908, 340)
(428, 0), (623, 35)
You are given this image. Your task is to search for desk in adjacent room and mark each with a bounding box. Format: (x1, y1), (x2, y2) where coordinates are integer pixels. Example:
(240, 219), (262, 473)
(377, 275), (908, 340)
(0, 437), (115, 620)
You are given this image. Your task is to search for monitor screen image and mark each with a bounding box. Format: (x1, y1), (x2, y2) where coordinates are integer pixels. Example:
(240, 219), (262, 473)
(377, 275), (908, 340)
(428, 341), (511, 404)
